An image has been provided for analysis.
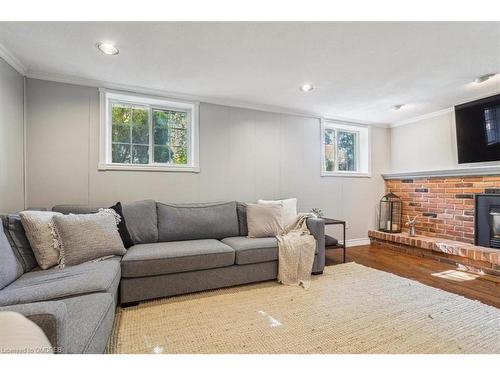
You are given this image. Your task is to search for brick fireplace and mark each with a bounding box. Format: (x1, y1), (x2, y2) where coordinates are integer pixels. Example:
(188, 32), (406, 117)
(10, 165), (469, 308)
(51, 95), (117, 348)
(385, 175), (500, 244)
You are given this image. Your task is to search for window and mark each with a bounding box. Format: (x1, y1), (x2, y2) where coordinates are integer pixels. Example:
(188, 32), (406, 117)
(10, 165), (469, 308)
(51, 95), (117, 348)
(99, 89), (199, 172)
(321, 120), (370, 177)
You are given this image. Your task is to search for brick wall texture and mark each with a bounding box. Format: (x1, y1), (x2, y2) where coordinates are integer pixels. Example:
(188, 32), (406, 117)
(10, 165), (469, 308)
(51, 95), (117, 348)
(385, 176), (500, 244)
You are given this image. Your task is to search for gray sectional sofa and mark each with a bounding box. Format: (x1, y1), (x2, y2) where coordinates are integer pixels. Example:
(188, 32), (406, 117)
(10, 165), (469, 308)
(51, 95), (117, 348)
(0, 200), (325, 354)
(0, 215), (119, 353)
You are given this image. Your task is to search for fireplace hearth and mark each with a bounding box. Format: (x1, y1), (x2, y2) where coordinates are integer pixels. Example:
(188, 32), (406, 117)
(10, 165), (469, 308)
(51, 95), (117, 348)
(475, 194), (500, 249)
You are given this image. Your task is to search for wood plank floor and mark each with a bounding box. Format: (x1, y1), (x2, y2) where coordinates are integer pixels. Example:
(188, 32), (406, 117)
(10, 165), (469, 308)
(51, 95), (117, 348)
(325, 244), (500, 309)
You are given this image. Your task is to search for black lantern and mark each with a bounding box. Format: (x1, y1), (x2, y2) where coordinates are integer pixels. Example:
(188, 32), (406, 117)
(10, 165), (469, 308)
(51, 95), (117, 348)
(378, 192), (402, 233)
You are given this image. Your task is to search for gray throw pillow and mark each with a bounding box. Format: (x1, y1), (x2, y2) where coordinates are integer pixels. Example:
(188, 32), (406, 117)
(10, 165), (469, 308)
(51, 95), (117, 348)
(51, 210), (126, 267)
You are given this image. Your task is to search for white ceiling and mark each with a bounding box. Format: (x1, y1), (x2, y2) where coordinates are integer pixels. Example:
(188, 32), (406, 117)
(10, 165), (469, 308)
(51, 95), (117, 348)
(1, 22), (499, 125)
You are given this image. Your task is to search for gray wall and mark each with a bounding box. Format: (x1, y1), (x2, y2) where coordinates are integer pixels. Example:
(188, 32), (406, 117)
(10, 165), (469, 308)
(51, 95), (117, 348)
(0, 57), (24, 213)
(391, 109), (500, 173)
(26, 78), (390, 242)
(390, 111), (458, 173)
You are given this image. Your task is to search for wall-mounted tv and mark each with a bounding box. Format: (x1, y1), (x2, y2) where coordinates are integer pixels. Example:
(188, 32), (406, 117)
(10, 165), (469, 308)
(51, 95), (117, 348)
(455, 93), (500, 164)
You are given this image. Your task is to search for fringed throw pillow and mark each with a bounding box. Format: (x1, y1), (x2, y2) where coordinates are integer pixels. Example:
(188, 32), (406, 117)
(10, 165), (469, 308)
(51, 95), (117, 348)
(51, 210), (126, 267)
(19, 211), (63, 270)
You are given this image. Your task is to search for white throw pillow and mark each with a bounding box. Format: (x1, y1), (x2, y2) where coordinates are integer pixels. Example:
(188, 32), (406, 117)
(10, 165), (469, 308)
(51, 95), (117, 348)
(257, 198), (297, 227)
(246, 203), (284, 238)
(19, 211), (63, 270)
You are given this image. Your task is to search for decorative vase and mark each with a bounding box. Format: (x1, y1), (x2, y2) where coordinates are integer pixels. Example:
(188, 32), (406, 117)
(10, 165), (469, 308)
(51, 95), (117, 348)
(406, 214), (418, 237)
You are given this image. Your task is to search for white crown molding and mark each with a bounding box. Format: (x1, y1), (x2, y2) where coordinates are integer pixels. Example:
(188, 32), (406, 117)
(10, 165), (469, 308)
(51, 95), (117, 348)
(391, 107), (453, 128)
(323, 115), (389, 128)
(0, 43), (27, 75)
(26, 69), (390, 128)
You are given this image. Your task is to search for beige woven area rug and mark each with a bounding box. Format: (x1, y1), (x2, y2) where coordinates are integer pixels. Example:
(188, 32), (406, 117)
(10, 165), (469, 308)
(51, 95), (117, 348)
(107, 262), (500, 354)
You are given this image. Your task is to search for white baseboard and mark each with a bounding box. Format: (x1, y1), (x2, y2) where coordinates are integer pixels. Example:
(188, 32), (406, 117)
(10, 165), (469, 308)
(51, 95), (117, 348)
(345, 238), (371, 247)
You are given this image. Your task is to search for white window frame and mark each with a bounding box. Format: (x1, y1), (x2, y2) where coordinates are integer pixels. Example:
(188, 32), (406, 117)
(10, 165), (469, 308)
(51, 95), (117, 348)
(98, 88), (200, 172)
(320, 119), (371, 178)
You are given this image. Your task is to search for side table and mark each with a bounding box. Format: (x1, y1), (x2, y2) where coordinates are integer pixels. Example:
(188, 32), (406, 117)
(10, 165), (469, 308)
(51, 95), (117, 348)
(322, 218), (347, 263)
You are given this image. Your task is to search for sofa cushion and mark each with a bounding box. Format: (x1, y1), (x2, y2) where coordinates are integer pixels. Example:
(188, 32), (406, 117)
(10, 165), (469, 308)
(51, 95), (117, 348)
(0, 228), (23, 290)
(121, 239), (235, 278)
(63, 293), (115, 354)
(221, 236), (279, 265)
(122, 200), (158, 244)
(51, 205), (100, 214)
(1, 214), (38, 272)
(0, 257), (121, 306)
(157, 201), (240, 242)
(222, 236), (319, 265)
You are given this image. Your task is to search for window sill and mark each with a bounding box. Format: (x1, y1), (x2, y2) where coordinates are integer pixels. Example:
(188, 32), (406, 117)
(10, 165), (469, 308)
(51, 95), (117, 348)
(98, 163), (200, 173)
(321, 171), (371, 178)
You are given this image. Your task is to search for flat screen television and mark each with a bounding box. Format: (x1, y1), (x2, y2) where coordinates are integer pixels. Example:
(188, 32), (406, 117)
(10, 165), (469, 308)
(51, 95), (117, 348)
(455, 93), (500, 164)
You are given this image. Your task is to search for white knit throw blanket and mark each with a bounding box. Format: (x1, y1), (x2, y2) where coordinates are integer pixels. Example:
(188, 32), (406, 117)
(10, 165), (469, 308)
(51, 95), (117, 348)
(276, 213), (317, 289)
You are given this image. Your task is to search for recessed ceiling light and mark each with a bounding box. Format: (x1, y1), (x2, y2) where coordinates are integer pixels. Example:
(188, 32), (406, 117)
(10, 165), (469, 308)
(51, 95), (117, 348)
(393, 104), (406, 110)
(299, 83), (314, 92)
(474, 73), (496, 84)
(96, 42), (119, 55)
(474, 73), (497, 83)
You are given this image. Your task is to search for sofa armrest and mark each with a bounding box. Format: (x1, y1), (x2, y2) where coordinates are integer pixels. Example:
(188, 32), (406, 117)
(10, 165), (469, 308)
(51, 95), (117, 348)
(0, 301), (67, 353)
(306, 217), (325, 273)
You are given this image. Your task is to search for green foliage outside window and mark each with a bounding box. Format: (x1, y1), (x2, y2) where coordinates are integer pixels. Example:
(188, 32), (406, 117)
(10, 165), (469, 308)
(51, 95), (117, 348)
(111, 104), (149, 164)
(324, 128), (336, 171)
(337, 131), (356, 171)
(111, 103), (189, 165)
(153, 109), (188, 165)
(324, 127), (357, 172)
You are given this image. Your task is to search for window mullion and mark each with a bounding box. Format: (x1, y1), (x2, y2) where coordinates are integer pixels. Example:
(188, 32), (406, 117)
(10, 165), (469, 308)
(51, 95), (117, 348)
(107, 101), (112, 163)
(129, 106), (133, 164)
(187, 110), (192, 165)
(356, 131), (359, 172)
(148, 106), (153, 164)
(334, 129), (339, 172)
